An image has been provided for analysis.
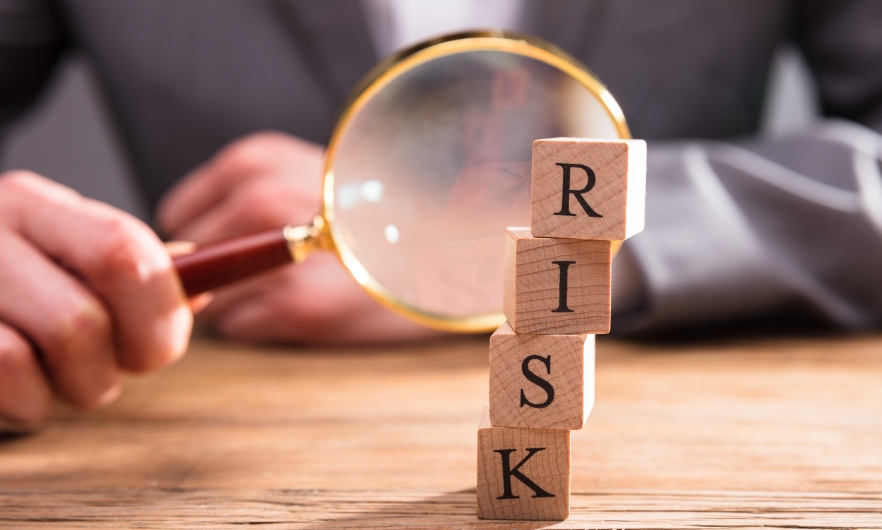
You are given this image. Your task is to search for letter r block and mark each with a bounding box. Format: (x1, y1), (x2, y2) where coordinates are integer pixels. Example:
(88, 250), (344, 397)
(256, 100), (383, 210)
(490, 322), (595, 430)
(504, 228), (611, 335)
(477, 407), (570, 520)
(531, 138), (646, 241)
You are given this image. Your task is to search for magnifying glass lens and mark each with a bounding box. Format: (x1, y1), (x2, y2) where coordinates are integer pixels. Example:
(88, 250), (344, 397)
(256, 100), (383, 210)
(330, 48), (622, 322)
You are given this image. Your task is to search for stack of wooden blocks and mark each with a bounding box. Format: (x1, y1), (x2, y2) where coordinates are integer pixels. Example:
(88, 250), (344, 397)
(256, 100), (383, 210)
(477, 138), (647, 521)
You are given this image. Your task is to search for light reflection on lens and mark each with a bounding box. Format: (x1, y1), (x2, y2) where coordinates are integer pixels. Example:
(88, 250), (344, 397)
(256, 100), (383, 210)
(384, 224), (400, 244)
(361, 180), (384, 202)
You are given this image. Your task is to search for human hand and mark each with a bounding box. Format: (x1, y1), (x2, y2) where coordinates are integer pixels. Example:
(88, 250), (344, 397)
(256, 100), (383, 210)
(0, 171), (192, 432)
(157, 131), (444, 344)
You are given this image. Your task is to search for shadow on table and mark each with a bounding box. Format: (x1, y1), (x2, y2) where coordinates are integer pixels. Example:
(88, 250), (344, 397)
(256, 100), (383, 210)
(299, 488), (577, 530)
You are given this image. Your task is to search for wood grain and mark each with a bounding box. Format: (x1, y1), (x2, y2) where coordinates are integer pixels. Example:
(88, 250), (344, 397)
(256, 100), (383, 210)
(489, 322), (594, 429)
(2, 489), (881, 529)
(504, 227), (611, 334)
(477, 407), (570, 520)
(531, 138), (646, 241)
(2, 333), (882, 528)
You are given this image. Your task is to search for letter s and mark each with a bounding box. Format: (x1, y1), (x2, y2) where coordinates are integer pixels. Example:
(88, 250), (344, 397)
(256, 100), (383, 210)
(519, 355), (554, 408)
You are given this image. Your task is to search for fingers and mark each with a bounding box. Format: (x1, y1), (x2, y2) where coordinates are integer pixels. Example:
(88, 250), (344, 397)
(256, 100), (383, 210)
(199, 253), (348, 325)
(200, 253), (445, 344)
(0, 171), (192, 374)
(0, 230), (120, 409)
(171, 177), (318, 244)
(157, 132), (324, 237)
(164, 241), (214, 313)
(0, 322), (53, 430)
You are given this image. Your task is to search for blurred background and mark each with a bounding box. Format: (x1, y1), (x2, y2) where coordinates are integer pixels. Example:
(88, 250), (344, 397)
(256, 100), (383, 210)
(0, 44), (820, 223)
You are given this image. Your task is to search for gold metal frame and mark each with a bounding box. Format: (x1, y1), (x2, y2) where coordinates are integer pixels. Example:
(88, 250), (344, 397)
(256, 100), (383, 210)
(287, 31), (630, 333)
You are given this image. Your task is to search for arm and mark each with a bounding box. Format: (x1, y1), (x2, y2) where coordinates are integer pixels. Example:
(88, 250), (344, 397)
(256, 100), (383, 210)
(614, 1), (882, 334)
(615, 126), (882, 334)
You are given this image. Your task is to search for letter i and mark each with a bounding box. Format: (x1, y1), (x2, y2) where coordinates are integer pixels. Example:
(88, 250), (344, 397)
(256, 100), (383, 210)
(551, 260), (575, 313)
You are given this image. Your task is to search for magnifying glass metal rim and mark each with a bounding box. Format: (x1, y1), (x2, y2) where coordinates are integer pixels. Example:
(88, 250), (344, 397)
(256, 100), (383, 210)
(300, 30), (632, 333)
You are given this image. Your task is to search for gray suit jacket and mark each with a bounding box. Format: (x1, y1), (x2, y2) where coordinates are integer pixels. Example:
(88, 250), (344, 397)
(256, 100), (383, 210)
(1, 0), (881, 335)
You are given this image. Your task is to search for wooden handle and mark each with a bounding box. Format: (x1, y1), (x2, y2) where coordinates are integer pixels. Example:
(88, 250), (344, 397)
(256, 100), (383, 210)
(173, 227), (293, 297)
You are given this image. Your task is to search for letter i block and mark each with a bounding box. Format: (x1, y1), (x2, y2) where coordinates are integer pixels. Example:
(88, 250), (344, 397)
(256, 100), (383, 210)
(490, 322), (594, 430)
(504, 228), (611, 335)
(477, 407), (570, 520)
(531, 138), (646, 241)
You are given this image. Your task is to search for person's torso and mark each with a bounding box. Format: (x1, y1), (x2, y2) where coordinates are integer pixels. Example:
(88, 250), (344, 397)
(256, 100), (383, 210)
(59, 0), (791, 206)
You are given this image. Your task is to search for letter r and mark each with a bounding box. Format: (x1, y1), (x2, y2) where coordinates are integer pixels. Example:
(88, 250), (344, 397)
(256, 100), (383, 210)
(554, 163), (603, 218)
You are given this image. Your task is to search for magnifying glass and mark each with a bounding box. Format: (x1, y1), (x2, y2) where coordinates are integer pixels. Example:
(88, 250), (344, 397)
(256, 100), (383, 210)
(172, 30), (630, 333)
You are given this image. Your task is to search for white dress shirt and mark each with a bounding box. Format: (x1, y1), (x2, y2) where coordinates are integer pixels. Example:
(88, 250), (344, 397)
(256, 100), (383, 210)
(360, 0), (524, 58)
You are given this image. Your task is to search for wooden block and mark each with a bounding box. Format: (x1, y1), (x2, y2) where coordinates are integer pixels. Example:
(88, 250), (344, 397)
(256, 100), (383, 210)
(477, 407), (570, 520)
(531, 138), (646, 241)
(503, 228), (611, 335)
(489, 322), (594, 430)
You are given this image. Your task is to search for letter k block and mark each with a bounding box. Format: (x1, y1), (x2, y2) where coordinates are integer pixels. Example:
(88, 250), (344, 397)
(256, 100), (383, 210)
(531, 138), (646, 241)
(477, 407), (571, 520)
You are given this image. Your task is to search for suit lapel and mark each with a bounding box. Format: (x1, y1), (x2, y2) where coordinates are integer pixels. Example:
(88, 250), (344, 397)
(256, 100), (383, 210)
(271, 0), (378, 109)
(520, 0), (611, 60)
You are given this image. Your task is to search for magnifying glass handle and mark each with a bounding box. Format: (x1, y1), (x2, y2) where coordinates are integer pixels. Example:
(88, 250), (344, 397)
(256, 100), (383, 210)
(172, 227), (293, 298)
(172, 216), (327, 298)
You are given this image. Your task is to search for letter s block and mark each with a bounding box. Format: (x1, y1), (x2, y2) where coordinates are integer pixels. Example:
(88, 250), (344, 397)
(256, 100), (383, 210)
(531, 138), (646, 241)
(504, 228), (611, 335)
(489, 322), (595, 430)
(477, 407), (570, 520)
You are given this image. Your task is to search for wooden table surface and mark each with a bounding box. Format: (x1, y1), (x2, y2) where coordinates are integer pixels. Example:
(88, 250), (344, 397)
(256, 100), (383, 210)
(2, 333), (882, 528)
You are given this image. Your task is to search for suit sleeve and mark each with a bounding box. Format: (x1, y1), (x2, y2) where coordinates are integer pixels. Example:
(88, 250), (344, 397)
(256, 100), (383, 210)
(613, 0), (882, 335)
(0, 0), (66, 127)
